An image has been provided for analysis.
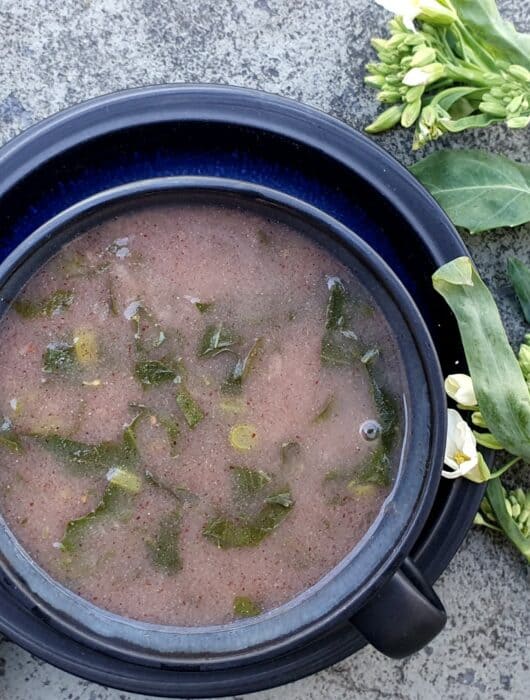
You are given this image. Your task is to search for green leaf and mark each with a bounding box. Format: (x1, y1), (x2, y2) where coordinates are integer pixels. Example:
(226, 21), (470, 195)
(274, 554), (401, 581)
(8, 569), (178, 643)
(176, 387), (205, 428)
(34, 418), (140, 476)
(131, 305), (169, 354)
(410, 150), (530, 233)
(365, 364), (398, 453)
(147, 509), (182, 573)
(321, 329), (359, 366)
(455, 0), (530, 70)
(42, 342), (76, 374)
(233, 596), (262, 618)
(203, 489), (294, 549)
(13, 290), (74, 319)
(507, 258), (530, 324)
(473, 431), (504, 450)
(144, 469), (198, 504)
(433, 257), (530, 460)
(134, 360), (176, 386)
(198, 324), (237, 357)
(325, 277), (347, 329)
(485, 478), (530, 562)
(221, 338), (262, 394)
(195, 301), (213, 313)
(231, 466), (271, 500)
(61, 482), (135, 552)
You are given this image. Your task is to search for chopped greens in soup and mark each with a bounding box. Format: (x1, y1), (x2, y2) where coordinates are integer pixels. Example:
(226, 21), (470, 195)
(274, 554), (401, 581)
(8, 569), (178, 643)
(0, 204), (405, 625)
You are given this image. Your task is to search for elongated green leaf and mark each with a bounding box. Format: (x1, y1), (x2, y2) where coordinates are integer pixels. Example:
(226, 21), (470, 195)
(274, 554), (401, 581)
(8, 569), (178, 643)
(231, 466), (271, 500)
(134, 360), (176, 386)
(61, 482), (134, 552)
(486, 478), (530, 562)
(410, 150), (530, 233)
(198, 324), (237, 357)
(14, 290), (74, 319)
(203, 489), (294, 549)
(221, 338), (262, 394)
(176, 387), (204, 428)
(0, 417), (23, 452)
(507, 258), (530, 324)
(433, 257), (530, 460)
(144, 469), (198, 504)
(456, 0), (530, 70)
(148, 509), (182, 573)
(35, 418), (139, 476)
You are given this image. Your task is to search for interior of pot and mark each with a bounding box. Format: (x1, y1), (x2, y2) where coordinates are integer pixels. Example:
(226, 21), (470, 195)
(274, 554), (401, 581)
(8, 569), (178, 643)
(0, 178), (443, 667)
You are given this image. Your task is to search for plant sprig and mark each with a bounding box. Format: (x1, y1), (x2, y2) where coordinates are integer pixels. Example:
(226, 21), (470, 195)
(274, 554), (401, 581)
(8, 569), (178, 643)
(366, 1), (530, 148)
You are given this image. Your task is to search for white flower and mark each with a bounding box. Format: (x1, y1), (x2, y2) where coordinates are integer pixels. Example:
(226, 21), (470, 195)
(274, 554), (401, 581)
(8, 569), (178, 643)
(403, 63), (444, 86)
(375, 0), (456, 30)
(375, 0), (420, 30)
(443, 409), (489, 483)
(444, 374), (477, 407)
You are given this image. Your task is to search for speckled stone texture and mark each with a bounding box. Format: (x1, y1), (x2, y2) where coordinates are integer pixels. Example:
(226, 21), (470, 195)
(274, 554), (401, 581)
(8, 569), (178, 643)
(0, 1), (529, 699)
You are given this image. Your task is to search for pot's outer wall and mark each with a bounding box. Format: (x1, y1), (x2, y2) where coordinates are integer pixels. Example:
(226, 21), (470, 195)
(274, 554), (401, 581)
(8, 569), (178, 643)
(0, 86), (484, 697)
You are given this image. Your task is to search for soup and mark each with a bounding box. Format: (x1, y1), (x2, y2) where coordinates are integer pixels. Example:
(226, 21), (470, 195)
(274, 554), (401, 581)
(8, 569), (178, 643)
(0, 203), (404, 625)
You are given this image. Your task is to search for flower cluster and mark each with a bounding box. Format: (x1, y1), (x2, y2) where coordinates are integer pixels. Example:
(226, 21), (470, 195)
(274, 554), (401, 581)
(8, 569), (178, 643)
(476, 487), (530, 540)
(366, 1), (530, 147)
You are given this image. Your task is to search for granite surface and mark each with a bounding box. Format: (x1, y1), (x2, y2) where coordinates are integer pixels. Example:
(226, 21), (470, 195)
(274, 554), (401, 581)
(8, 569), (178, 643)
(0, 1), (529, 698)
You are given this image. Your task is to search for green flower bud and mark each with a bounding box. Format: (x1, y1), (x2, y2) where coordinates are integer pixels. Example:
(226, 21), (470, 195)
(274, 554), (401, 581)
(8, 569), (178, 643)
(471, 411), (487, 429)
(406, 85), (425, 103)
(506, 115), (530, 128)
(401, 56), (413, 68)
(404, 33), (427, 47)
(401, 99), (422, 128)
(387, 33), (409, 49)
(378, 90), (402, 103)
(489, 87), (505, 99)
(365, 105), (404, 134)
(479, 101), (507, 118)
(518, 343), (530, 379)
(506, 94), (524, 113)
(371, 38), (390, 53)
(385, 74), (403, 86)
(507, 64), (530, 83)
(410, 47), (437, 68)
(365, 74), (387, 88)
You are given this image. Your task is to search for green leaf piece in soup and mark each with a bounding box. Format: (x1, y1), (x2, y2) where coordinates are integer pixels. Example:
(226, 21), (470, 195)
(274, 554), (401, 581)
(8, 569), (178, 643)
(203, 489), (294, 549)
(42, 342), (77, 374)
(233, 596), (262, 618)
(349, 446), (391, 489)
(321, 329), (359, 367)
(433, 257), (530, 461)
(365, 367), (398, 453)
(61, 482), (135, 552)
(13, 289), (74, 319)
(221, 338), (263, 395)
(131, 305), (169, 354)
(144, 469), (198, 504)
(34, 417), (140, 476)
(176, 387), (205, 428)
(507, 257), (530, 325)
(231, 466), (271, 500)
(195, 301), (213, 313)
(325, 276), (347, 330)
(0, 417), (23, 453)
(134, 359), (176, 387)
(147, 509), (182, 574)
(198, 324), (237, 358)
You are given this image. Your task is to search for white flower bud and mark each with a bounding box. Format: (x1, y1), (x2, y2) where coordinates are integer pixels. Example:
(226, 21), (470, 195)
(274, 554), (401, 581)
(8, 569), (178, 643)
(403, 63), (444, 85)
(444, 374), (477, 407)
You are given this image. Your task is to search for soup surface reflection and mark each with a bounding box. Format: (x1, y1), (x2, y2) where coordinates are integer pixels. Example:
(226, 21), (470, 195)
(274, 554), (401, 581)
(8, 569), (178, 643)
(0, 204), (404, 625)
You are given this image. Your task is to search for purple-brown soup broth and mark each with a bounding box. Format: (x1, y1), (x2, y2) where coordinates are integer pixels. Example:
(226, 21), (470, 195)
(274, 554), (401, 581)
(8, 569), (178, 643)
(0, 204), (405, 625)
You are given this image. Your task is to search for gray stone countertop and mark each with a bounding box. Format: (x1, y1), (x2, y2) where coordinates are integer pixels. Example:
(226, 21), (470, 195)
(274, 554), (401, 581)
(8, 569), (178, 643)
(0, 1), (528, 698)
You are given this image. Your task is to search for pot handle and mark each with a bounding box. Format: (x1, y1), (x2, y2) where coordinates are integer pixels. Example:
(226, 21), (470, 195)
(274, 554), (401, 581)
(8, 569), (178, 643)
(350, 557), (446, 658)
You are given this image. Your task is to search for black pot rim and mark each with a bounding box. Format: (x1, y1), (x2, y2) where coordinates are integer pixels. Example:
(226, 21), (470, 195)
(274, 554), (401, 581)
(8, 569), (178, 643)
(0, 84), (485, 696)
(0, 175), (444, 666)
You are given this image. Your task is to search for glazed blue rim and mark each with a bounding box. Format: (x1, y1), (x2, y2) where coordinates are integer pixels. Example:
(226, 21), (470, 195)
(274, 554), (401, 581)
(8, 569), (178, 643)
(0, 84), (485, 696)
(0, 176), (441, 665)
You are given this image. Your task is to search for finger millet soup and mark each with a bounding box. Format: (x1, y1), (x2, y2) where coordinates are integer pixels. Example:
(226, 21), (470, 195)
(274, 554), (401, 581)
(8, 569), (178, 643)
(0, 202), (405, 625)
